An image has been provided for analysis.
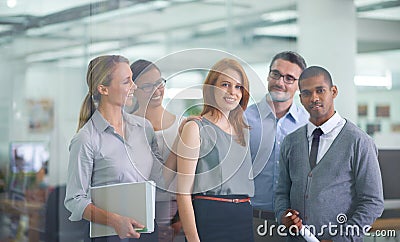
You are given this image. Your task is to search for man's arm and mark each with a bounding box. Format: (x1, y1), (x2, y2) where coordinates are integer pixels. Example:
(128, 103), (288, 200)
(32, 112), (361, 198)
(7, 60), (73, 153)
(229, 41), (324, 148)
(274, 137), (293, 223)
(333, 135), (384, 239)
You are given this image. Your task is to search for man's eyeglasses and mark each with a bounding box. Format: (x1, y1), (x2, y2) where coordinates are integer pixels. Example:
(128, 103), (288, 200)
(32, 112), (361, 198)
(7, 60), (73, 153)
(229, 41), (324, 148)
(268, 70), (298, 84)
(137, 78), (166, 93)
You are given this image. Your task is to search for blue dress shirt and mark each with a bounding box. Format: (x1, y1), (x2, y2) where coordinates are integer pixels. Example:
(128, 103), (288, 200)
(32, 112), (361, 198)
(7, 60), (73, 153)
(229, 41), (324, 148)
(245, 95), (309, 211)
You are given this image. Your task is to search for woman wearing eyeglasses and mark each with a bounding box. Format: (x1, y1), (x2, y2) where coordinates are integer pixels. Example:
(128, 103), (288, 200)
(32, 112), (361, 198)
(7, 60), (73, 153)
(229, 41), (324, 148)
(130, 59), (183, 242)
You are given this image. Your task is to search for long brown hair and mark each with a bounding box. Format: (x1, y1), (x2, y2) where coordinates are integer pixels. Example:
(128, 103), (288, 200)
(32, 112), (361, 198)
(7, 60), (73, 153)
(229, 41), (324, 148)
(201, 58), (250, 146)
(77, 55), (129, 131)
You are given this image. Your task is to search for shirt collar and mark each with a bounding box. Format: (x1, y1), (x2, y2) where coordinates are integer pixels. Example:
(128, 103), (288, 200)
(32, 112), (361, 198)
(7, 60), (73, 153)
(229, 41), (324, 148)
(91, 109), (144, 133)
(258, 95), (274, 119)
(123, 112), (146, 128)
(259, 94), (303, 123)
(91, 109), (110, 132)
(286, 101), (301, 122)
(307, 112), (342, 137)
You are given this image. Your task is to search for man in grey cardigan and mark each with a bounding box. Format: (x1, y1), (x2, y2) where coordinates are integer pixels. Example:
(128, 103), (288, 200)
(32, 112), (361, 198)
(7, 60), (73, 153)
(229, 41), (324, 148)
(274, 66), (384, 242)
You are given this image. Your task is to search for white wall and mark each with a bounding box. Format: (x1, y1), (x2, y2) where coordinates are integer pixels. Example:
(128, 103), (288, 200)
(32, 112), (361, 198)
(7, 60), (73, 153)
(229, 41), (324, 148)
(7, 61), (86, 186)
(0, 50), (13, 172)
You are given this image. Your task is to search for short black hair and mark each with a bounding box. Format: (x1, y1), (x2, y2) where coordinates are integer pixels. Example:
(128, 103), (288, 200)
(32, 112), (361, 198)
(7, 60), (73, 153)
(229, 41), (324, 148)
(298, 66), (333, 90)
(269, 51), (307, 71)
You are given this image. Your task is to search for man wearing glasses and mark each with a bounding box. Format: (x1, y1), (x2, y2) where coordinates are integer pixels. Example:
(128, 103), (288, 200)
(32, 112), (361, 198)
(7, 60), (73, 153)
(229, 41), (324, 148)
(245, 51), (309, 241)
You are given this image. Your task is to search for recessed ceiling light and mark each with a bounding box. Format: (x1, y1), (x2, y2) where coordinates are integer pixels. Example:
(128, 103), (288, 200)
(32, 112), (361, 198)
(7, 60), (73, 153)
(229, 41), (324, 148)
(354, 70), (392, 89)
(7, 0), (17, 8)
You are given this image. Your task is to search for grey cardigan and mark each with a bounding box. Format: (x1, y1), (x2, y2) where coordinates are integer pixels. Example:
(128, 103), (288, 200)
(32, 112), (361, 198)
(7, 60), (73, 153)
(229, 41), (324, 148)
(275, 120), (384, 241)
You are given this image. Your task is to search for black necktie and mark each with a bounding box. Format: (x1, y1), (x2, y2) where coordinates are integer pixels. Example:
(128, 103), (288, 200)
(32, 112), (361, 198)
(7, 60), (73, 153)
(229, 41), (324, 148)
(309, 128), (323, 170)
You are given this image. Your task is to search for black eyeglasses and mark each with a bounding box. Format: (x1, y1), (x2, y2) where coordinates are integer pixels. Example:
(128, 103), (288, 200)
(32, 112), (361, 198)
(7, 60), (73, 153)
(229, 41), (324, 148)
(268, 70), (298, 84)
(137, 78), (166, 93)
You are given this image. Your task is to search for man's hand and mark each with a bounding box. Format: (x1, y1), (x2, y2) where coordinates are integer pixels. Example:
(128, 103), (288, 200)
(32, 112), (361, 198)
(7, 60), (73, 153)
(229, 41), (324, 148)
(281, 209), (302, 233)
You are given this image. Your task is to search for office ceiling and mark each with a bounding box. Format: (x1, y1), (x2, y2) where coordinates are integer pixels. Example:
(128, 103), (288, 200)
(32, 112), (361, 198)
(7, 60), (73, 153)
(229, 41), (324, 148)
(1, 0), (400, 88)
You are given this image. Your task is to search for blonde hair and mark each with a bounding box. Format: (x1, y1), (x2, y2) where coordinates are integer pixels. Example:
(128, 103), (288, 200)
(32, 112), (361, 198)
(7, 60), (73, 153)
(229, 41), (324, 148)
(77, 55), (129, 131)
(201, 58), (250, 146)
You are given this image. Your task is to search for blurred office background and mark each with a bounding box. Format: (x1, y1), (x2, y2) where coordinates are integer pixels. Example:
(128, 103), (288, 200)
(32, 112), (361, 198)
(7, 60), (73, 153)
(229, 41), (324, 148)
(0, 0), (399, 241)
